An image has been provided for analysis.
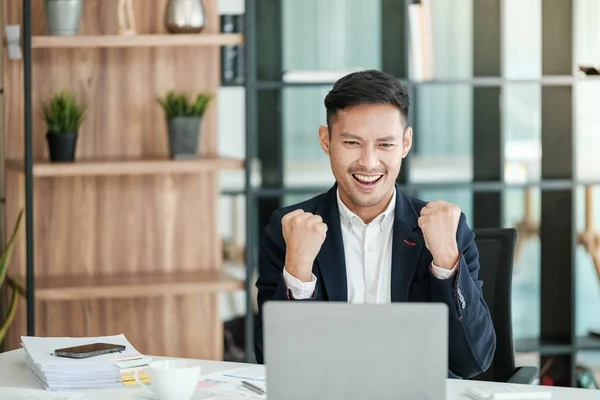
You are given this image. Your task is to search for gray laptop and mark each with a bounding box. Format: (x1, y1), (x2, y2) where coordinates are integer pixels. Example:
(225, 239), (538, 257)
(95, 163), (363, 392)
(263, 302), (448, 400)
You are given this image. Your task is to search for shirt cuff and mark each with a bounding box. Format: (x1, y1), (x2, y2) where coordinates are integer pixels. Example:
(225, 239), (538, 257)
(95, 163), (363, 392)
(430, 260), (458, 280)
(283, 267), (317, 299)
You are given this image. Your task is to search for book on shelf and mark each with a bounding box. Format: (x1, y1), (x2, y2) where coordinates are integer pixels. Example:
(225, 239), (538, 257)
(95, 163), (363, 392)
(221, 14), (245, 85)
(408, 0), (434, 82)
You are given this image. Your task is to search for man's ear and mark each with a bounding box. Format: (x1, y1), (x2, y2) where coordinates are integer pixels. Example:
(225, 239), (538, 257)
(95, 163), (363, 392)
(318, 125), (330, 156)
(402, 127), (413, 158)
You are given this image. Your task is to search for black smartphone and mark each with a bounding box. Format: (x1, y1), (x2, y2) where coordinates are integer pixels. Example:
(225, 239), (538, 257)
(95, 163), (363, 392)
(53, 343), (126, 359)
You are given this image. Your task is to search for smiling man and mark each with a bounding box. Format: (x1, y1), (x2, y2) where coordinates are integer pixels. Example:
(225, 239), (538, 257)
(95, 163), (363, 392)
(254, 70), (496, 378)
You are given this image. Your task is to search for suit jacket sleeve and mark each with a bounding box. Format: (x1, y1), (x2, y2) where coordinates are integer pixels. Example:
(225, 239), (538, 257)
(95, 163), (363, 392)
(254, 210), (319, 364)
(254, 210), (288, 363)
(429, 213), (496, 378)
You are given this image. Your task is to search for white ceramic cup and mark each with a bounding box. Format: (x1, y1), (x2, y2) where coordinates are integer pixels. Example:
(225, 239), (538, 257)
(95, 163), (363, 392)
(135, 359), (201, 400)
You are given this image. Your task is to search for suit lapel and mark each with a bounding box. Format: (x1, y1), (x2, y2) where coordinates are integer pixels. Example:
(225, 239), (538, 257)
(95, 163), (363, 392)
(315, 185), (348, 302)
(391, 188), (424, 302)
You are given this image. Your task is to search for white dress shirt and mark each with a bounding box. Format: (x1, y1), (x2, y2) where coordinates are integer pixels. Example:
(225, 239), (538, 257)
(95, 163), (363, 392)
(283, 188), (457, 302)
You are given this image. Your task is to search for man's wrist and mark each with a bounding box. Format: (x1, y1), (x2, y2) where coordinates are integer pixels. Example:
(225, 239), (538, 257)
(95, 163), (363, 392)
(432, 249), (460, 270)
(284, 260), (313, 282)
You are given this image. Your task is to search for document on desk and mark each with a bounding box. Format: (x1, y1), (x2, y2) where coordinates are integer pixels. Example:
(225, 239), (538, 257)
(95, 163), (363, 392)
(20, 334), (144, 390)
(0, 387), (84, 400)
(202, 365), (266, 399)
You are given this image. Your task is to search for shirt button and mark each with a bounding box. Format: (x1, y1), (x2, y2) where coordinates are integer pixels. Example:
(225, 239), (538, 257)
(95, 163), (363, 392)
(368, 245), (373, 252)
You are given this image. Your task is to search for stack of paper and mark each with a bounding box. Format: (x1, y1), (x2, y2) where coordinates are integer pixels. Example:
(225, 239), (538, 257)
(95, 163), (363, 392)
(21, 334), (148, 390)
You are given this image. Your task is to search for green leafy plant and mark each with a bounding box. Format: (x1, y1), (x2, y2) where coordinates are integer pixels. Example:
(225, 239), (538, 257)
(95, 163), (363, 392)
(157, 91), (213, 120)
(42, 90), (86, 134)
(0, 209), (25, 343)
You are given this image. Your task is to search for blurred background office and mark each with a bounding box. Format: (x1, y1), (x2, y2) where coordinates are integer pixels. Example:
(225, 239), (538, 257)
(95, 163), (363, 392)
(1, 0), (600, 392)
(217, 0), (600, 388)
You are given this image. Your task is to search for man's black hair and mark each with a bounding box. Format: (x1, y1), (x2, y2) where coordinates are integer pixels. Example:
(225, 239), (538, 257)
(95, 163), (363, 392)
(324, 69), (410, 128)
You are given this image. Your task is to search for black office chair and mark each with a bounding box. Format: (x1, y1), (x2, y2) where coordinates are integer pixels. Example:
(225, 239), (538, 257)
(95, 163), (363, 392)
(471, 228), (539, 384)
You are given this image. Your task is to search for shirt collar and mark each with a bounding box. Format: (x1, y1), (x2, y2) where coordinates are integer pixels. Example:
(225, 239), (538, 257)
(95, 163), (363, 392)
(336, 187), (396, 232)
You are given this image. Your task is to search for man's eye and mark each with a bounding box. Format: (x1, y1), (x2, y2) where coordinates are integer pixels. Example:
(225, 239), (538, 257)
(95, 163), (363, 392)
(344, 141), (358, 146)
(380, 143), (395, 148)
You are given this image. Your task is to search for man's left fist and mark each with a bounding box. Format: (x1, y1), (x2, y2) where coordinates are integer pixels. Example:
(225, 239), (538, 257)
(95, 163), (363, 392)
(418, 201), (461, 270)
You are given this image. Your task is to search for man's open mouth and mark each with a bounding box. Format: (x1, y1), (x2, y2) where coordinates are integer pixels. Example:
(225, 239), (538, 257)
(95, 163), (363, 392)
(352, 174), (384, 185)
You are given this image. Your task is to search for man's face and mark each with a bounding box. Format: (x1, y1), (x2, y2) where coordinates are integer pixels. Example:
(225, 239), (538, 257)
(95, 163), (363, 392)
(319, 103), (412, 210)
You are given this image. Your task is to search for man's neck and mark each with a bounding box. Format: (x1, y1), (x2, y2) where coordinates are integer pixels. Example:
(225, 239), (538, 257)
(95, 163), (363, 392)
(339, 188), (395, 224)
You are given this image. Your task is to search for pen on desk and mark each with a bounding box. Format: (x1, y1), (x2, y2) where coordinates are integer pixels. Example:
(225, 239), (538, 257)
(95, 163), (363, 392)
(242, 380), (266, 395)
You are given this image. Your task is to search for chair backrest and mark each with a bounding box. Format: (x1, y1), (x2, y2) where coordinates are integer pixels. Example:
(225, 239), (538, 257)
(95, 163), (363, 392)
(472, 228), (518, 382)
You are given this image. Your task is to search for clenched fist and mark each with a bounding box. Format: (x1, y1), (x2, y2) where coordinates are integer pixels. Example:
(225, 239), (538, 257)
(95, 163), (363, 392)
(282, 209), (328, 282)
(418, 201), (461, 270)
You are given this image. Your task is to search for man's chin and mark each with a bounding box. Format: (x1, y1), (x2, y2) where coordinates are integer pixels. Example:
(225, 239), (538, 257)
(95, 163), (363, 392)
(347, 192), (387, 208)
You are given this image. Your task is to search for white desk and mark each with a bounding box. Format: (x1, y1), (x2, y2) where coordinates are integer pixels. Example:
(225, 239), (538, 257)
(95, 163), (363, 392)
(0, 349), (598, 400)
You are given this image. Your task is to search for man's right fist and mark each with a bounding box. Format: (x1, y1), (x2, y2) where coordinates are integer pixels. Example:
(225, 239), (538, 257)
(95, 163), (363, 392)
(282, 209), (328, 282)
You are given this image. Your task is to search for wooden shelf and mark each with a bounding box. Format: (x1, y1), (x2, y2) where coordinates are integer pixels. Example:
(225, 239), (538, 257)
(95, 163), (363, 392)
(5, 157), (245, 177)
(11, 271), (244, 301)
(1, 0), (240, 361)
(31, 33), (244, 49)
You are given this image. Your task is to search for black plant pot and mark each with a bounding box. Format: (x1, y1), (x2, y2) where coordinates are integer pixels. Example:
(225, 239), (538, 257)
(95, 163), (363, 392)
(46, 131), (78, 162)
(167, 116), (202, 159)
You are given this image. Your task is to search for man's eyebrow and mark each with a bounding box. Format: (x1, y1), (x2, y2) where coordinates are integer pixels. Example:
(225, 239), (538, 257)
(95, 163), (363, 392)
(339, 132), (399, 141)
(339, 132), (363, 140)
(376, 135), (399, 142)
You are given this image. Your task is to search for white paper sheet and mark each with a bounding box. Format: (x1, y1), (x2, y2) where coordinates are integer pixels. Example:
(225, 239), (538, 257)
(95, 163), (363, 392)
(202, 365), (266, 399)
(21, 334), (142, 367)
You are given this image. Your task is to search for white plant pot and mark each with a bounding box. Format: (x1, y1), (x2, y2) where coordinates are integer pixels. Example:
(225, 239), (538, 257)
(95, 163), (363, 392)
(44, 0), (83, 36)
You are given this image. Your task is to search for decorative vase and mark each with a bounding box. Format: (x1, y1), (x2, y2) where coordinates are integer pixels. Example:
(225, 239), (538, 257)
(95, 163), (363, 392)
(167, 117), (202, 159)
(46, 131), (78, 162)
(165, 0), (206, 34)
(44, 0), (83, 36)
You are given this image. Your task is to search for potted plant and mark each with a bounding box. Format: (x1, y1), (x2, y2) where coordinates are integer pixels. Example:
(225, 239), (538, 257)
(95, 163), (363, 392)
(44, 0), (83, 36)
(0, 209), (24, 344)
(158, 91), (212, 159)
(42, 90), (86, 162)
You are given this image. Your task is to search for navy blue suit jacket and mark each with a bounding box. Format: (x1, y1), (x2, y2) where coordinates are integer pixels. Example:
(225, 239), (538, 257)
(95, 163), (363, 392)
(254, 183), (496, 379)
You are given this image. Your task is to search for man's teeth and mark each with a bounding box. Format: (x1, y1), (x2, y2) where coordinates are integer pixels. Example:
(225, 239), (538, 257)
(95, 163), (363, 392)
(355, 174), (381, 183)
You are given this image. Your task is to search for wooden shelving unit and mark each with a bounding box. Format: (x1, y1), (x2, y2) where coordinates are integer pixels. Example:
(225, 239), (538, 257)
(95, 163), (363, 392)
(5, 157), (245, 177)
(2, 0), (241, 360)
(11, 271), (244, 301)
(31, 33), (244, 48)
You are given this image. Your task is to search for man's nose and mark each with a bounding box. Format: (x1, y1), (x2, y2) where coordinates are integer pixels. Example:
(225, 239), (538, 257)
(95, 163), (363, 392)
(358, 147), (380, 170)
